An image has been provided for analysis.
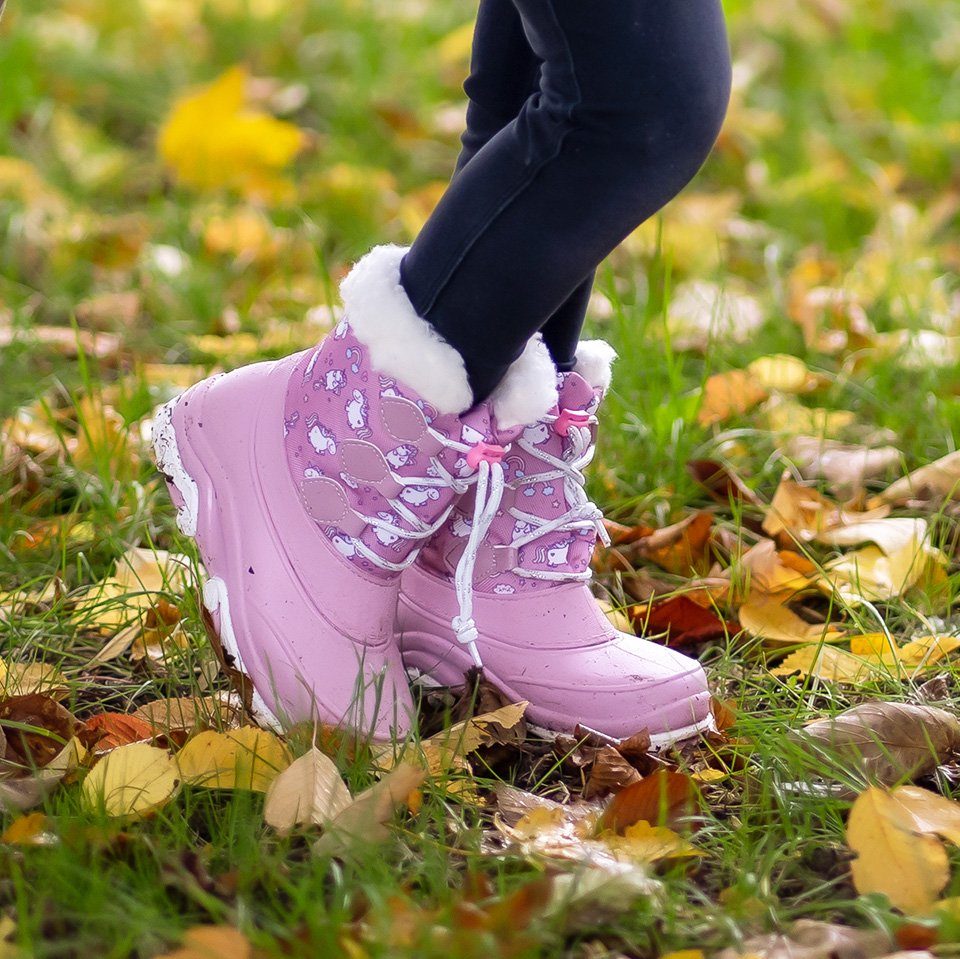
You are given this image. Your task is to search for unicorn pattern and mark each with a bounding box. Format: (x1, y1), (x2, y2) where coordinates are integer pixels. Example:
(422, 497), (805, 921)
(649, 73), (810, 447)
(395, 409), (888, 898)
(534, 539), (573, 568)
(400, 485), (441, 508)
(345, 389), (371, 438)
(307, 419), (337, 455)
(385, 444), (417, 469)
(323, 369), (347, 395)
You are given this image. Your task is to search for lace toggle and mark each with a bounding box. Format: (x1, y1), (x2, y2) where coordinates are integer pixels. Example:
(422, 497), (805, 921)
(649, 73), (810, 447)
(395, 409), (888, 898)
(466, 441), (506, 470)
(554, 409), (591, 436)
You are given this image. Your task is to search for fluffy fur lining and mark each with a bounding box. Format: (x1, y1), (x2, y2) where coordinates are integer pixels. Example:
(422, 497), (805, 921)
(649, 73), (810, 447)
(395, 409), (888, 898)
(340, 244), (473, 415)
(574, 339), (618, 393)
(489, 334), (560, 430)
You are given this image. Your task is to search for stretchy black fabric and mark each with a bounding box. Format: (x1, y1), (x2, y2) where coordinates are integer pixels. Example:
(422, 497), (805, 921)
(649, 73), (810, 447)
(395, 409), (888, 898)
(398, 0), (732, 403)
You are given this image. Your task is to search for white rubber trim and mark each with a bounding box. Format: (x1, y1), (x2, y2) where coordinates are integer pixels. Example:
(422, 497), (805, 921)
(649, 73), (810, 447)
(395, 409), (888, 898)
(405, 668), (716, 748)
(152, 395), (282, 732)
(202, 578), (282, 732)
(151, 399), (199, 537)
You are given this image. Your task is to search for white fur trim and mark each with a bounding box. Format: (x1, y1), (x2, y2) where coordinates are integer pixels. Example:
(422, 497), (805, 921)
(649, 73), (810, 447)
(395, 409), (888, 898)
(340, 244), (473, 415)
(574, 339), (617, 393)
(488, 334), (559, 430)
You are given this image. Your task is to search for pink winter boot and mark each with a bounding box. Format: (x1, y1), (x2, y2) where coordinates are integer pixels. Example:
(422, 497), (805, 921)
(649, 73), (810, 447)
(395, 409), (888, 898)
(151, 244), (555, 739)
(397, 341), (713, 744)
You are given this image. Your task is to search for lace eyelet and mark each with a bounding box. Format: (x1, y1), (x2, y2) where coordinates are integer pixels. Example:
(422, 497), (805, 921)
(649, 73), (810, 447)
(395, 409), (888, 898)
(466, 441), (506, 470)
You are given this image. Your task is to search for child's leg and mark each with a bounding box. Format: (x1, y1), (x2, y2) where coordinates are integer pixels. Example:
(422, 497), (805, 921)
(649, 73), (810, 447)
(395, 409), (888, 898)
(400, 0), (731, 403)
(450, 0), (596, 374)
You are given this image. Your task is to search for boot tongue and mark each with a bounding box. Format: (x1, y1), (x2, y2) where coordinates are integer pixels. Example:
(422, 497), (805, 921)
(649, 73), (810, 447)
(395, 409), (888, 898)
(559, 371), (601, 414)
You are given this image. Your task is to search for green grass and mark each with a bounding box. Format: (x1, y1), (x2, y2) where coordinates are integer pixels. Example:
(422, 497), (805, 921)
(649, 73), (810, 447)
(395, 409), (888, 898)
(2, 0), (960, 955)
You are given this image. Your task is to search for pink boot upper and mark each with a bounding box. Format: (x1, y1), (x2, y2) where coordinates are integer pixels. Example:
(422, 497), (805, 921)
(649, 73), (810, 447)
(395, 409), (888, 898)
(399, 341), (713, 742)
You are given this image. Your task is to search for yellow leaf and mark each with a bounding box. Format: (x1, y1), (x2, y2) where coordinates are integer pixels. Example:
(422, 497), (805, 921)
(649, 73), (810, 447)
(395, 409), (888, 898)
(891, 785), (960, 847)
(610, 820), (701, 861)
(201, 208), (281, 262)
(82, 742), (180, 819)
(436, 21), (475, 66)
(738, 593), (845, 646)
(746, 354), (818, 394)
(0, 813), (54, 846)
(177, 728), (291, 792)
(263, 747), (353, 833)
(771, 645), (884, 684)
(847, 786), (948, 913)
(158, 66), (305, 201)
(597, 599), (634, 635)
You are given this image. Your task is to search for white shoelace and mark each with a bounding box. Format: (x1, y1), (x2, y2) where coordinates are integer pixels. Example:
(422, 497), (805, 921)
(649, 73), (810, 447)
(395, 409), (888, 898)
(348, 426), (478, 573)
(504, 415), (610, 581)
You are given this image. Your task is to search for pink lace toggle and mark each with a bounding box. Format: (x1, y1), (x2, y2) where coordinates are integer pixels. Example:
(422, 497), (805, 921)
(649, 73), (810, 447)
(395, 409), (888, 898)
(466, 441), (506, 470)
(554, 409), (591, 436)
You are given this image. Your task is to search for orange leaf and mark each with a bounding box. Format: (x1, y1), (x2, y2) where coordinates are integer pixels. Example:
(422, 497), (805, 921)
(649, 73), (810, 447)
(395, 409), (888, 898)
(598, 770), (698, 834)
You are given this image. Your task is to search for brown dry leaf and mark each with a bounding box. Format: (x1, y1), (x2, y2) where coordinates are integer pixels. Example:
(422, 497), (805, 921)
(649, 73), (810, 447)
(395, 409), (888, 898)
(80, 714), (155, 755)
(879, 450), (960, 506)
(633, 595), (738, 648)
(0, 694), (78, 769)
(734, 540), (814, 598)
(583, 746), (642, 800)
(313, 762), (426, 856)
(698, 370), (769, 426)
(598, 770), (698, 834)
(0, 737), (84, 812)
(154, 925), (252, 959)
(263, 747), (353, 834)
(633, 511), (715, 577)
(420, 701), (528, 765)
(0, 325), (121, 361)
(74, 291), (142, 331)
(715, 919), (893, 959)
(686, 459), (762, 507)
(177, 728), (291, 793)
(792, 702), (960, 785)
(847, 786), (949, 913)
(738, 593), (845, 647)
(82, 742), (180, 819)
(133, 696), (242, 734)
(762, 475), (889, 543)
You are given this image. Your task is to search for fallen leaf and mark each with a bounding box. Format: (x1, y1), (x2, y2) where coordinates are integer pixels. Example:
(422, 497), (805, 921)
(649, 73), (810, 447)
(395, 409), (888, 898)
(0, 738), (84, 812)
(747, 354), (819, 394)
(154, 925), (252, 959)
(133, 696), (242, 734)
(763, 475), (889, 543)
(888, 784), (960, 846)
(792, 702), (960, 785)
(158, 66), (305, 201)
(715, 919), (892, 959)
(686, 459), (762, 507)
(698, 370), (769, 426)
(82, 742), (180, 819)
(583, 746), (642, 799)
(632, 595), (737, 648)
(263, 747), (353, 833)
(784, 436), (901, 495)
(633, 512), (715, 577)
(738, 593), (845, 646)
(1, 812), (55, 846)
(879, 450), (960, 506)
(598, 770), (698, 834)
(0, 694), (77, 769)
(314, 763), (426, 856)
(80, 714), (155, 754)
(177, 728), (291, 792)
(847, 786), (948, 913)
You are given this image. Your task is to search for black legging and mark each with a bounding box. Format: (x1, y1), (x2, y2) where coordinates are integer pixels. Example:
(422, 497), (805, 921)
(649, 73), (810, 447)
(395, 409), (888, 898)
(398, 0), (732, 403)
